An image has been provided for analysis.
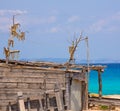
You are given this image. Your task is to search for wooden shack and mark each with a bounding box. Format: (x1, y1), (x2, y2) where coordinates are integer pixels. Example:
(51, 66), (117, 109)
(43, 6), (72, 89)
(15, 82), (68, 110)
(0, 59), (105, 111)
(0, 15), (111, 111)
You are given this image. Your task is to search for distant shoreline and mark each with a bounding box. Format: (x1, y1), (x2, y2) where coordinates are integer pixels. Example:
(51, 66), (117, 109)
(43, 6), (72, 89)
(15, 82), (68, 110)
(20, 58), (120, 64)
(89, 93), (120, 99)
(103, 95), (120, 99)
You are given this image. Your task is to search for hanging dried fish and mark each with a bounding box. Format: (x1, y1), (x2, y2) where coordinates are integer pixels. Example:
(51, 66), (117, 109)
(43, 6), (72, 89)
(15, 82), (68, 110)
(69, 41), (75, 61)
(8, 39), (14, 47)
(4, 15), (26, 62)
(18, 32), (25, 41)
(11, 23), (20, 37)
(4, 47), (10, 58)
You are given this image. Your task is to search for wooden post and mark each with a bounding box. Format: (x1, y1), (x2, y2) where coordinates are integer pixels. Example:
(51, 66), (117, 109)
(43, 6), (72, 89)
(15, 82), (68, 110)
(46, 94), (50, 109)
(39, 98), (44, 111)
(27, 98), (31, 111)
(43, 75), (47, 111)
(17, 92), (25, 111)
(65, 73), (71, 110)
(81, 82), (86, 110)
(85, 77), (89, 110)
(54, 83), (64, 111)
(82, 81), (88, 110)
(49, 107), (54, 111)
(82, 68), (88, 110)
(8, 102), (12, 111)
(98, 70), (102, 99)
(6, 57), (9, 64)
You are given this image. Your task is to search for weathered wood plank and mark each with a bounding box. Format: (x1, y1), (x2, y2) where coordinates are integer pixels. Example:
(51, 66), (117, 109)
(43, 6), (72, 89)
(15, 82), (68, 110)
(0, 59), (106, 71)
(17, 92), (26, 111)
(0, 100), (16, 106)
(0, 67), (66, 73)
(0, 87), (65, 94)
(0, 94), (18, 100)
(0, 64), (82, 74)
(0, 77), (65, 84)
(0, 88), (42, 94)
(0, 83), (17, 88)
(55, 87), (64, 111)
(0, 72), (65, 79)
(89, 97), (120, 106)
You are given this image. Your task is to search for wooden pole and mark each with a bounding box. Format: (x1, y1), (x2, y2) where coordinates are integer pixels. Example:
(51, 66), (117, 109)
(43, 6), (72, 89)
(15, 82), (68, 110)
(85, 37), (89, 110)
(65, 73), (71, 110)
(27, 98), (31, 111)
(17, 92), (26, 111)
(81, 80), (89, 110)
(39, 97), (44, 111)
(54, 85), (64, 111)
(13, 15), (15, 25)
(98, 70), (102, 99)
(43, 75), (47, 111)
(85, 73), (88, 110)
(81, 68), (89, 110)
(6, 57), (9, 64)
(8, 102), (12, 111)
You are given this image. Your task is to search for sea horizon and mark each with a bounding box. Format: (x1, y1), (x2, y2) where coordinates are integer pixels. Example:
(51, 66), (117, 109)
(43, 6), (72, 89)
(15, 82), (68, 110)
(20, 57), (120, 64)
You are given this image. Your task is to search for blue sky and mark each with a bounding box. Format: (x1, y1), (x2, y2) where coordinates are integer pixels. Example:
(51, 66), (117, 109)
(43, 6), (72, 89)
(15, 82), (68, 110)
(0, 0), (120, 61)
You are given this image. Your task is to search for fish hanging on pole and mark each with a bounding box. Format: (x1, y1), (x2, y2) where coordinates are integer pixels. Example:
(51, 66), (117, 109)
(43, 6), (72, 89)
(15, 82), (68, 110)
(68, 32), (82, 64)
(10, 15), (25, 41)
(66, 32), (90, 71)
(4, 15), (26, 63)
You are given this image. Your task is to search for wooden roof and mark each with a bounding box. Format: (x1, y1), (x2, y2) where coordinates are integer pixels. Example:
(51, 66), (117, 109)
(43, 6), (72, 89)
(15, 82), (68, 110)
(0, 59), (106, 72)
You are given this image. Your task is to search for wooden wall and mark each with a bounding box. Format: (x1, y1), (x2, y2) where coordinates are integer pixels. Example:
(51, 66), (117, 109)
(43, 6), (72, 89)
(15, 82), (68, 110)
(0, 64), (66, 111)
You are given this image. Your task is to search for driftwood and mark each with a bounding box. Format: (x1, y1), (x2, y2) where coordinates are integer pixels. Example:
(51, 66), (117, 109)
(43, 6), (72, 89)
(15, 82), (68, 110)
(89, 97), (120, 106)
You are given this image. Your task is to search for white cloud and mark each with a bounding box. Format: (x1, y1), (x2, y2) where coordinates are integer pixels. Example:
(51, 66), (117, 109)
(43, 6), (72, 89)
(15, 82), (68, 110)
(68, 16), (79, 23)
(111, 12), (120, 20)
(47, 16), (56, 23)
(50, 27), (58, 33)
(51, 10), (59, 15)
(26, 16), (57, 26)
(87, 11), (120, 33)
(0, 9), (27, 16)
(88, 19), (106, 33)
(106, 26), (119, 32)
(0, 10), (27, 33)
(0, 17), (11, 32)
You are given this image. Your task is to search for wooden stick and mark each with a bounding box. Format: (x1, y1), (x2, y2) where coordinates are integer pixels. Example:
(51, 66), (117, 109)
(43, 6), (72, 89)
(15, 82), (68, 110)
(98, 70), (102, 99)
(8, 102), (12, 111)
(27, 97), (31, 111)
(39, 98), (44, 111)
(17, 92), (26, 111)
(65, 73), (71, 110)
(54, 83), (64, 111)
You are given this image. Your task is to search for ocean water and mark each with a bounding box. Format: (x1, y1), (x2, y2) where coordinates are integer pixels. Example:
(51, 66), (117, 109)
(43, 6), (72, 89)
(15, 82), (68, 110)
(89, 63), (120, 95)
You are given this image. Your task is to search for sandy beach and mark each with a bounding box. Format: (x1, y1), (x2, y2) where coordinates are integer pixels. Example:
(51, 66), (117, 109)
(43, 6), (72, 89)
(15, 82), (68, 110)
(103, 95), (120, 99)
(89, 93), (120, 99)
(89, 93), (120, 110)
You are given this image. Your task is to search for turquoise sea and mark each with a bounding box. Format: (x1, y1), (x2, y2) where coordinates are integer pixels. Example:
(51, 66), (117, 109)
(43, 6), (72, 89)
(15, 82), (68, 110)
(89, 63), (120, 95)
